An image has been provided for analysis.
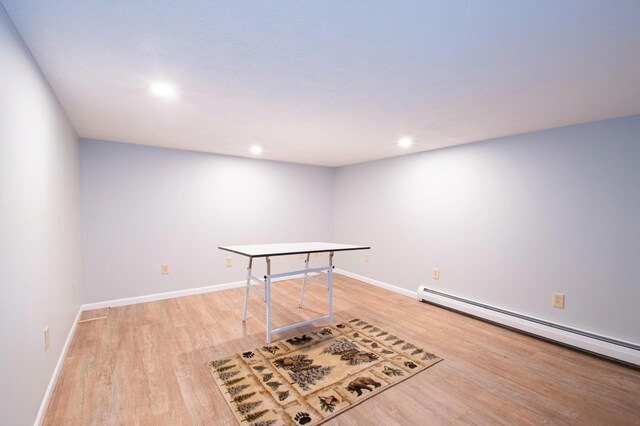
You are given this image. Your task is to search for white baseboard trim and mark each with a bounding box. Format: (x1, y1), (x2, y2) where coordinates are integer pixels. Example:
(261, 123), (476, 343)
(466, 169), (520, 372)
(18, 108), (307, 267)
(81, 272), (318, 311)
(81, 281), (244, 310)
(35, 308), (83, 426)
(334, 269), (418, 299)
(417, 286), (639, 366)
(334, 269), (638, 366)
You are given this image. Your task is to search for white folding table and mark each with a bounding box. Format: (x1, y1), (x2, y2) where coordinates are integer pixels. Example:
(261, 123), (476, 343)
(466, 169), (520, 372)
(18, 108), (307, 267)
(218, 242), (370, 343)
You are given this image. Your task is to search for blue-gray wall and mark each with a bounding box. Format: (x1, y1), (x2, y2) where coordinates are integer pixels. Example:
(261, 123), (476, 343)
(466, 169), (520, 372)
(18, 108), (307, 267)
(0, 3), (82, 425)
(334, 115), (640, 344)
(80, 140), (334, 303)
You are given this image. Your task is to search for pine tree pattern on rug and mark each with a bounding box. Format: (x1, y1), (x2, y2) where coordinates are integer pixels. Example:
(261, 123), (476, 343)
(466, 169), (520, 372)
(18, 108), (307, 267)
(207, 318), (442, 425)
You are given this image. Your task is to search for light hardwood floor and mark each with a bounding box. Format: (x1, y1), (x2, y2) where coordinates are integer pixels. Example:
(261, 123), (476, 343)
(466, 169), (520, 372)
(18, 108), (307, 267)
(44, 274), (640, 425)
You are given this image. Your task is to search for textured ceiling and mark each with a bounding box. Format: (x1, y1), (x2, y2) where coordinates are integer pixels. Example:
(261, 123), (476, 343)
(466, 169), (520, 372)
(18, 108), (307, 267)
(3, 0), (640, 166)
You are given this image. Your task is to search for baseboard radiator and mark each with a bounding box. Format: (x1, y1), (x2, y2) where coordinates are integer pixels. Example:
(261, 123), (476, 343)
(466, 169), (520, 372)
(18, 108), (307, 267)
(418, 286), (639, 366)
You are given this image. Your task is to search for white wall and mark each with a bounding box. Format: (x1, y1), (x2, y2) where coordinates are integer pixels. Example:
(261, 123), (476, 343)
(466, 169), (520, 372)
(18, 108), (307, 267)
(80, 140), (334, 303)
(81, 117), (640, 346)
(0, 4), (82, 425)
(334, 115), (640, 345)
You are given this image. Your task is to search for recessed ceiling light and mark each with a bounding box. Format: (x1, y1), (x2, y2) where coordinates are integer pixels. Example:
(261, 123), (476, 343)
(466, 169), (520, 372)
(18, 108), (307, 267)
(250, 145), (262, 155)
(398, 137), (413, 148)
(149, 82), (177, 98)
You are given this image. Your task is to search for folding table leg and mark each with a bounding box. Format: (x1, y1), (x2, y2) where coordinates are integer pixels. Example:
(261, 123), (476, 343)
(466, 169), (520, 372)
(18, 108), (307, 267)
(328, 251), (334, 325)
(298, 253), (310, 307)
(242, 258), (253, 322)
(265, 257), (272, 344)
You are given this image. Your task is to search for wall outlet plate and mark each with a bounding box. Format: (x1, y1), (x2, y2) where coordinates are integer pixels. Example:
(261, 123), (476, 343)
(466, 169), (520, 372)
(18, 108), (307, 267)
(161, 263), (170, 274)
(552, 292), (565, 309)
(44, 326), (50, 351)
(432, 268), (440, 280)
(364, 254), (369, 263)
(225, 257), (232, 267)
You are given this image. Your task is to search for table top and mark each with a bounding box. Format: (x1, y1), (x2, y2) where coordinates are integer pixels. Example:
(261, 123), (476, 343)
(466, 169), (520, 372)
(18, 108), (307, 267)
(218, 242), (370, 258)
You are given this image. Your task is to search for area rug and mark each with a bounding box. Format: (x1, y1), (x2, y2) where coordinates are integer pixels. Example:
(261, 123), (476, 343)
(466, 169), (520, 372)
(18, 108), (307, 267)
(207, 318), (442, 425)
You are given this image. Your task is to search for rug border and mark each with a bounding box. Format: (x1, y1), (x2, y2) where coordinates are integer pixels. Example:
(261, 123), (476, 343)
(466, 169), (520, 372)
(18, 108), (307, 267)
(206, 319), (443, 425)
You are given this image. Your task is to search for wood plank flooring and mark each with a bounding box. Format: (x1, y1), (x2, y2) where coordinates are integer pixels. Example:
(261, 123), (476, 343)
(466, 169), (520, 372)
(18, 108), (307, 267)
(44, 275), (640, 425)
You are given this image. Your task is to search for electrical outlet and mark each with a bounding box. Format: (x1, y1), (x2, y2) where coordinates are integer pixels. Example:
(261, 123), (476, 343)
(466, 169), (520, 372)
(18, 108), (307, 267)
(161, 263), (170, 274)
(552, 292), (565, 309)
(432, 268), (440, 280)
(44, 326), (50, 351)
(364, 254), (369, 263)
(225, 257), (232, 267)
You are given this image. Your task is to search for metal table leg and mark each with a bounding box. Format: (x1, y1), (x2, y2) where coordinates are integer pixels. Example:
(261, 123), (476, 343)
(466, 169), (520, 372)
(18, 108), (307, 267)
(242, 257), (253, 322)
(328, 251), (334, 325)
(299, 253), (310, 307)
(265, 257), (272, 343)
